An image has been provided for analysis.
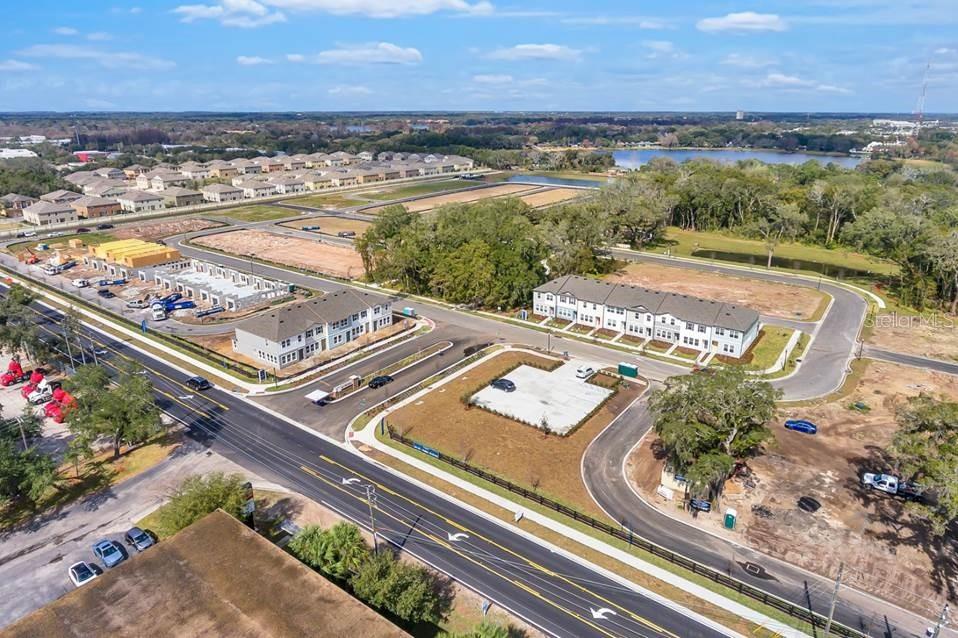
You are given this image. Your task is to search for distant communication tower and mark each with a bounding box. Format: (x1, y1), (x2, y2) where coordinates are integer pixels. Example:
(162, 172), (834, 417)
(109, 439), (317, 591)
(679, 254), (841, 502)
(913, 59), (931, 137)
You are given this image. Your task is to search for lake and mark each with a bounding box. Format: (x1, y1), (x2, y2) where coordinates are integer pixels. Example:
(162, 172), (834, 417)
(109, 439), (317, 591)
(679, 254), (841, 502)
(614, 148), (862, 169)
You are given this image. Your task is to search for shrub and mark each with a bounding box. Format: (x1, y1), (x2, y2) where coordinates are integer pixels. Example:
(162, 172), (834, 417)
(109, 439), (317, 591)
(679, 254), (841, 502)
(153, 472), (247, 536)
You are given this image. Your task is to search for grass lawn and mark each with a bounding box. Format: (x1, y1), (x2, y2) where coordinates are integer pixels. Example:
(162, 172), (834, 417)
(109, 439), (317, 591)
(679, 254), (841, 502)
(1, 429), (183, 531)
(723, 327), (796, 370)
(387, 351), (644, 516)
(7, 231), (116, 255)
(765, 332), (811, 380)
(655, 227), (899, 277)
(362, 179), (468, 201)
(214, 205), (297, 222)
(288, 193), (368, 209)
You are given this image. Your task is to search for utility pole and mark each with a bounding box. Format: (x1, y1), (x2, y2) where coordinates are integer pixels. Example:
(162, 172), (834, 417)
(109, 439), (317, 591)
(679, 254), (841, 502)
(16, 417), (28, 449)
(366, 484), (379, 552)
(930, 603), (949, 638)
(823, 562), (844, 638)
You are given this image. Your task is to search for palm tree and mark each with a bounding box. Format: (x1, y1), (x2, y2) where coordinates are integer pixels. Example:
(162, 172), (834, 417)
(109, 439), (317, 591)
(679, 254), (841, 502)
(319, 522), (369, 580)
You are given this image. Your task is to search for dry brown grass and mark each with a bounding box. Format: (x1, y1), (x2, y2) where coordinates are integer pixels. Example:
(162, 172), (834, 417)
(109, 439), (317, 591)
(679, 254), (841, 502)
(519, 188), (584, 208)
(605, 262), (830, 321)
(367, 183), (538, 214)
(114, 219), (222, 241)
(388, 351), (645, 515)
(281, 216), (371, 236)
(867, 311), (958, 362)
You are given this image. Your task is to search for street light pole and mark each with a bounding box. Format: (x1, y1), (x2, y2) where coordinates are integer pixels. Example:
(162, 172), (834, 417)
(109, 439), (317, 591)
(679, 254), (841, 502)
(823, 562), (844, 638)
(930, 603), (950, 638)
(365, 484), (379, 552)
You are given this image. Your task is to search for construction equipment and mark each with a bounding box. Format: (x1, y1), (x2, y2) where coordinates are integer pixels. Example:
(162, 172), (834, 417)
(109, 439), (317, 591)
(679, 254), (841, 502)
(22, 247), (39, 265)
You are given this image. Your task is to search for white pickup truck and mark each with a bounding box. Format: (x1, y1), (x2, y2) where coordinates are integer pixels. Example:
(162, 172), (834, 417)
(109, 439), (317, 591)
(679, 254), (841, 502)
(861, 473), (924, 500)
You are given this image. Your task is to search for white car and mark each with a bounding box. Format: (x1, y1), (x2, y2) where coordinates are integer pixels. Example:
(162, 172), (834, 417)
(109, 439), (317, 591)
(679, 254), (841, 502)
(71, 278), (89, 288)
(862, 472), (899, 494)
(68, 561), (97, 587)
(575, 366), (596, 379)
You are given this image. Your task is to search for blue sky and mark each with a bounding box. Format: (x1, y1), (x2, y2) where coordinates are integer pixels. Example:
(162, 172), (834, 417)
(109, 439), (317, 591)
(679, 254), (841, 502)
(1, 1), (956, 112)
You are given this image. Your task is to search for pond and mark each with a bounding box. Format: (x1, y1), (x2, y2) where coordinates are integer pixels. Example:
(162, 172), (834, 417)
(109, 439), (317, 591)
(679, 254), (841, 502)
(614, 148), (862, 170)
(691, 249), (879, 280)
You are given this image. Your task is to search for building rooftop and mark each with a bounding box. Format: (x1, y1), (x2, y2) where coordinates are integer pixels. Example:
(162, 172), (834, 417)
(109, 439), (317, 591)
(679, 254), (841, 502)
(162, 186), (202, 197)
(536, 274), (759, 331)
(119, 189), (163, 202)
(202, 182), (242, 193)
(23, 200), (75, 215)
(71, 195), (119, 208)
(40, 189), (82, 202)
(236, 289), (387, 342)
(1, 510), (409, 638)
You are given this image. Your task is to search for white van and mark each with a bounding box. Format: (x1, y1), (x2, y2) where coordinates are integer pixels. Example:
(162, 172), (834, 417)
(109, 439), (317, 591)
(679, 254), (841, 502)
(72, 278), (89, 288)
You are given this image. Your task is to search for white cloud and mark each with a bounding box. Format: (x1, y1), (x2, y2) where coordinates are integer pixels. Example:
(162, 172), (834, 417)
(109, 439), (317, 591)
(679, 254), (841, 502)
(697, 12), (787, 33)
(237, 55), (273, 65)
(174, 0), (287, 28)
(641, 40), (686, 60)
(54, 26), (79, 35)
(721, 53), (776, 68)
(747, 72), (851, 94)
(935, 47), (956, 55)
(472, 73), (513, 84)
(0, 59), (37, 72)
(83, 98), (117, 109)
(174, 0), (491, 24)
(87, 32), (113, 41)
(286, 53), (305, 62)
(488, 43), (583, 62)
(561, 16), (667, 29)
(18, 44), (176, 70)
(328, 84), (373, 95)
(310, 42), (423, 65)
(816, 84), (853, 94)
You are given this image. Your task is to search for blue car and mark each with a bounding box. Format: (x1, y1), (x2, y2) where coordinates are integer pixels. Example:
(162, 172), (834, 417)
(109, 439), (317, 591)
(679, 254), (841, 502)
(784, 419), (818, 435)
(92, 539), (125, 568)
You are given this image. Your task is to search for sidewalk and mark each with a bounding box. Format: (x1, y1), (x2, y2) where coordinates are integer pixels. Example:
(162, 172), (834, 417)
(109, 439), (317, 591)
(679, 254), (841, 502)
(349, 346), (810, 638)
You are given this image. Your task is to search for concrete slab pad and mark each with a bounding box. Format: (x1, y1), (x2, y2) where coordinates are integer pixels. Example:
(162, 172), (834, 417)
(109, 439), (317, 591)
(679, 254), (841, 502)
(470, 363), (611, 435)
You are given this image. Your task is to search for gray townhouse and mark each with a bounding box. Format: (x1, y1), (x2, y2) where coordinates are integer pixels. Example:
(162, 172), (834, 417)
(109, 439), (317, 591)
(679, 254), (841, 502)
(232, 289), (394, 369)
(533, 275), (760, 358)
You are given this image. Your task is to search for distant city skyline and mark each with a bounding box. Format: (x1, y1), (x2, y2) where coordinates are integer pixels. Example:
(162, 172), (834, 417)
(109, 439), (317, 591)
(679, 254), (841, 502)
(1, 1), (956, 112)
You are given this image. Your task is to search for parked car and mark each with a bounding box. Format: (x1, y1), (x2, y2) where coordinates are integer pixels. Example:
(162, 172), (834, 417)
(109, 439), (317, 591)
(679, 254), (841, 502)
(126, 299), (148, 309)
(97, 289), (115, 299)
(68, 561), (98, 587)
(124, 527), (155, 552)
(71, 278), (89, 288)
(337, 230), (356, 238)
(92, 539), (125, 568)
(575, 366), (596, 379)
(368, 375), (394, 389)
(75, 227), (90, 234)
(688, 498), (712, 512)
(46, 231), (63, 238)
(95, 223), (114, 230)
(490, 378), (516, 392)
(862, 472), (899, 494)
(784, 419), (818, 435)
(185, 376), (211, 391)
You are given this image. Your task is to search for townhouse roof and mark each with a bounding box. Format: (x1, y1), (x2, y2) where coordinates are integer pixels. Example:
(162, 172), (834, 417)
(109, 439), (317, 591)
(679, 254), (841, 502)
(237, 180), (274, 190)
(40, 189), (82, 202)
(118, 189), (163, 202)
(235, 289), (385, 342)
(71, 195), (119, 208)
(202, 183), (242, 193)
(64, 171), (99, 186)
(24, 200), (76, 215)
(1, 193), (36, 205)
(536, 275), (759, 332)
(161, 186), (202, 197)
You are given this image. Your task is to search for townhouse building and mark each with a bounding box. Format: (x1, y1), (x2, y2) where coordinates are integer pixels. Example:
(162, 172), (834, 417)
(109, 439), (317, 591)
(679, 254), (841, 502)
(532, 275), (760, 358)
(117, 190), (164, 213)
(161, 186), (204, 207)
(22, 200), (78, 226)
(70, 195), (121, 218)
(202, 183), (244, 203)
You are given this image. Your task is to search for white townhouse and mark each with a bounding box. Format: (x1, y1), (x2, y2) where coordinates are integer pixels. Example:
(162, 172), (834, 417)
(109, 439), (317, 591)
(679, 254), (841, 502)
(533, 275), (760, 358)
(22, 200), (78, 226)
(271, 177), (306, 195)
(232, 289), (394, 369)
(239, 181), (276, 198)
(202, 183), (244, 203)
(117, 189), (164, 213)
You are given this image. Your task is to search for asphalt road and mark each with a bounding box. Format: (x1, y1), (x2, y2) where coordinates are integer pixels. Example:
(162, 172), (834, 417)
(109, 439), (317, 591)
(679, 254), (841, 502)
(863, 345), (958, 375)
(18, 287), (728, 638)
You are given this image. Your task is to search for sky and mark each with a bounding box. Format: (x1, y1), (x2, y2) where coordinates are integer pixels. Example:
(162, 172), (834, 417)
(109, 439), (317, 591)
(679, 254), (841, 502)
(0, 0), (956, 113)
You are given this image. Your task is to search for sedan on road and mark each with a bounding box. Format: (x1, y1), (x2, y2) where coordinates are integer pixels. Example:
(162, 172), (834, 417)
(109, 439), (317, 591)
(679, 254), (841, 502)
(68, 561), (98, 588)
(490, 378), (516, 392)
(368, 375), (394, 389)
(92, 539), (125, 568)
(124, 527), (155, 552)
(784, 419), (818, 435)
(185, 376), (212, 391)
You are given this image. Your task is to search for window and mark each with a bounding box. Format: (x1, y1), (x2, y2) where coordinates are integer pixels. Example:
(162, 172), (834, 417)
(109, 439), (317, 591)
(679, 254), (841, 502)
(686, 322), (693, 330)
(715, 327), (725, 336)
(698, 325), (706, 333)
(306, 329), (313, 337)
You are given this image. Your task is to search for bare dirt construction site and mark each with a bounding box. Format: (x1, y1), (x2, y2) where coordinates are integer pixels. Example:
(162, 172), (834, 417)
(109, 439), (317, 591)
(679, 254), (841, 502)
(280, 216), (371, 237)
(193, 229), (364, 279)
(867, 311), (958, 362)
(518, 188), (585, 208)
(605, 262), (830, 321)
(388, 350), (645, 516)
(628, 360), (958, 617)
(113, 218), (222, 241)
(368, 183), (539, 214)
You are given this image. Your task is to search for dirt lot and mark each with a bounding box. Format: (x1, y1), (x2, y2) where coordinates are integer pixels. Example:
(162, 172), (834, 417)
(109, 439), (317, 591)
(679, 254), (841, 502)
(193, 229), (364, 279)
(114, 218), (222, 241)
(368, 183), (538, 214)
(867, 311), (958, 362)
(628, 361), (958, 616)
(605, 262), (830, 321)
(389, 350), (645, 516)
(519, 188), (584, 208)
(280, 216), (371, 237)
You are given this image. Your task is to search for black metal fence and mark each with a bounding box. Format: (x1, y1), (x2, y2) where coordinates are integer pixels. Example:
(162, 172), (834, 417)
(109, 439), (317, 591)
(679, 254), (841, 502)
(387, 426), (868, 638)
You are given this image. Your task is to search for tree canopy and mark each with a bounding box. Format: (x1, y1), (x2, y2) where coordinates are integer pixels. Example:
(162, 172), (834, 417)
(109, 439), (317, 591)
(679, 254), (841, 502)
(153, 472), (248, 536)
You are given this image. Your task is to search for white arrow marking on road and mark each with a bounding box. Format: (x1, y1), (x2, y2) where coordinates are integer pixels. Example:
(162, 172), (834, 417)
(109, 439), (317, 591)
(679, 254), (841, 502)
(590, 608), (617, 620)
(341, 477), (361, 485)
(178, 395), (195, 400)
(447, 532), (469, 542)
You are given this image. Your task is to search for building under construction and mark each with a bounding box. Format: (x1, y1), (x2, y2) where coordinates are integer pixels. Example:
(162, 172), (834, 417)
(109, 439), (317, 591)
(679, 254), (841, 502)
(83, 239), (186, 279)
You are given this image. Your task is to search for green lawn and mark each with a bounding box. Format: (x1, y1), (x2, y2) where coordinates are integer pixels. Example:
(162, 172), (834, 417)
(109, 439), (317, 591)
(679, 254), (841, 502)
(214, 205), (297, 222)
(737, 327), (795, 370)
(7, 231), (116, 255)
(655, 227), (899, 277)
(363, 180), (469, 201)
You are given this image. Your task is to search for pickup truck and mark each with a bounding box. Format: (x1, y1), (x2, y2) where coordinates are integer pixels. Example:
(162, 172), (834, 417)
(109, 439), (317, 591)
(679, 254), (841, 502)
(861, 473), (924, 500)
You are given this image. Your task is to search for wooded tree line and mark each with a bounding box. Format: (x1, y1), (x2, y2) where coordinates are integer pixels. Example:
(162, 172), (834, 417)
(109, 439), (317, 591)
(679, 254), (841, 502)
(356, 174), (673, 308)
(0, 159), (69, 198)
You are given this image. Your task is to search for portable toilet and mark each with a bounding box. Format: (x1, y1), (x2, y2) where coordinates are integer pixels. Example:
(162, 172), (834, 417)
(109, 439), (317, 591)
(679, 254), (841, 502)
(724, 507), (738, 530)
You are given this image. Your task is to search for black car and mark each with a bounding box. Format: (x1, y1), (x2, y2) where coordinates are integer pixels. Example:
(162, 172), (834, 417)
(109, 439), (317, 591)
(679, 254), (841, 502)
(368, 375), (394, 389)
(185, 376), (212, 391)
(95, 223), (114, 230)
(337, 230), (357, 238)
(97, 289), (115, 299)
(490, 378), (516, 392)
(75, 227), (91, 234)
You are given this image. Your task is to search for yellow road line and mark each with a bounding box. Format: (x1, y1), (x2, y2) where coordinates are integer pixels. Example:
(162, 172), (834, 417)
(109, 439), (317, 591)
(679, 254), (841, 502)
(319, 454), (677, 638)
